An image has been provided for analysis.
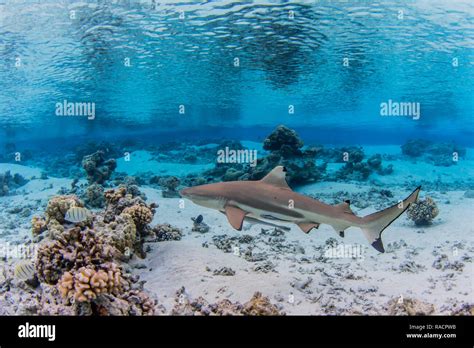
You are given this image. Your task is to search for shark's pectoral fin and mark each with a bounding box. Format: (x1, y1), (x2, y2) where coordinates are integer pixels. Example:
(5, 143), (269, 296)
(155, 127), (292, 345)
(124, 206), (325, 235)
(224, 205), (247, 231)
(296, 222), (320, 234)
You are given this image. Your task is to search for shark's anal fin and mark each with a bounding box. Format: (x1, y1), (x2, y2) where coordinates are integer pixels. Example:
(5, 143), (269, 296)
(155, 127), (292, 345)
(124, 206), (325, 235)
(297, 222), (320, 234)
(224, 205), (247, 231)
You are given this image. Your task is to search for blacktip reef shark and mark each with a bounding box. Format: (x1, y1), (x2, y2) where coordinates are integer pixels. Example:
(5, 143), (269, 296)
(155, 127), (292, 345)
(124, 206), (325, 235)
(180, 166), (421, 252)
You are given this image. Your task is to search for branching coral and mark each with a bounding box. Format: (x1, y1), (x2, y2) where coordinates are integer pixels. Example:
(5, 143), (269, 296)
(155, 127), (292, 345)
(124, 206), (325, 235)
(407, 197), (439, 226)
(58, 263), (126, 303)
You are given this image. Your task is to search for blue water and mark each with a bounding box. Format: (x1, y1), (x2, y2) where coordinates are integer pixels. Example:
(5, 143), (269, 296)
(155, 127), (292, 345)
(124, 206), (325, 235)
(0, 0), (473, 145)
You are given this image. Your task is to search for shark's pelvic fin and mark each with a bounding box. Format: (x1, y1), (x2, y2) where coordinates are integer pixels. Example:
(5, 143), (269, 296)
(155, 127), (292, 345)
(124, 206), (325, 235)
(260, 166), (291, 189)
(297, 222), (320, 234)
(361, 186), (421, 253)
(224, 205), (247, 231)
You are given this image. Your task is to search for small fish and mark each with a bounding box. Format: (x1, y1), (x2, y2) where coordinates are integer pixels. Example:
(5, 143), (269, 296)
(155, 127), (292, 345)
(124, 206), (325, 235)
(65, 206), (91, 223)
(194, 214), (203, 224)
(14, 260), (35, 280)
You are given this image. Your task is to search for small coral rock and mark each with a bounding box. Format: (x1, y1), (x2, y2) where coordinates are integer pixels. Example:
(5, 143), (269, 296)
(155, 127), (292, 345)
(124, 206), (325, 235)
(407, 197), (439, 226)
(386, 297), (435, 315)
(152, 224), (182, 241)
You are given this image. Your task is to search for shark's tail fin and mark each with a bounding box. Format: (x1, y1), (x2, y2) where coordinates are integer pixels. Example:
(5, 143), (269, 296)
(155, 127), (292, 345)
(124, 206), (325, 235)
(360, 186), (421, 253)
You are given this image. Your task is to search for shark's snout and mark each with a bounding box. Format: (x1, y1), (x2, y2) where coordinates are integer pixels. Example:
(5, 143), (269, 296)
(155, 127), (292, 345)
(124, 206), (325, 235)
(179, 187), (192, 198)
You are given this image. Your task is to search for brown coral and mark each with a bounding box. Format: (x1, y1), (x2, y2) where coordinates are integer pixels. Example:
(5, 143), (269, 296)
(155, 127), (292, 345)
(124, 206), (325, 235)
(242, 292), (282, 315)
(58, 263), (126, 303)
(103, 186), (156, 225)
(35, 228), (115, 284)
(45, 195), (84, 224)
(104, 186), (127, 205)
(31, 216), (47, 235)
(94, 213), (137, 254)
(122, 205), (153, 229)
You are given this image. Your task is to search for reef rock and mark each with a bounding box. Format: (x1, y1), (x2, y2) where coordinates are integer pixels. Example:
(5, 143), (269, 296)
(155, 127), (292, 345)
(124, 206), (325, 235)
(0, 171), (29, 196)
(82, 150), (117, 184)
(84, 183), (105, 208)
(263, 125), (304, 157)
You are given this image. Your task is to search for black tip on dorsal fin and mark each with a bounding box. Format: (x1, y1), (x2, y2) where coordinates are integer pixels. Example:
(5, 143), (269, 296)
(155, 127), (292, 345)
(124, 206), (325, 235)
(344, 200), (351, 205)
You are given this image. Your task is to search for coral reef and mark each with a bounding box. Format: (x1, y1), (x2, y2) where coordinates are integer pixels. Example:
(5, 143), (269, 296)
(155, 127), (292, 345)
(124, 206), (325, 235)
(152, 224), (182, 241)
(407, 197), (439, 226)
(0, 171), (28, 196)
(82, 150), (117, 184)
(401, 139), (466, 166)
(22, 191), (159, 316)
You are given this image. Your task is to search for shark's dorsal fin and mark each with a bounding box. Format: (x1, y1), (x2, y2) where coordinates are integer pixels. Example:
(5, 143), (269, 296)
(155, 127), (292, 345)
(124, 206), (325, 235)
(297, 222), (320, 234)
(335, 201), (355, 215)
(224, 205), (247, 231)
(261, 166), (290, 189)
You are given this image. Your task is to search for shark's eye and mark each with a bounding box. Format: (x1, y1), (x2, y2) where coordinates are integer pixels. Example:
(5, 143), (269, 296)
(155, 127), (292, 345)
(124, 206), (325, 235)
(282, 166), (287, 172)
